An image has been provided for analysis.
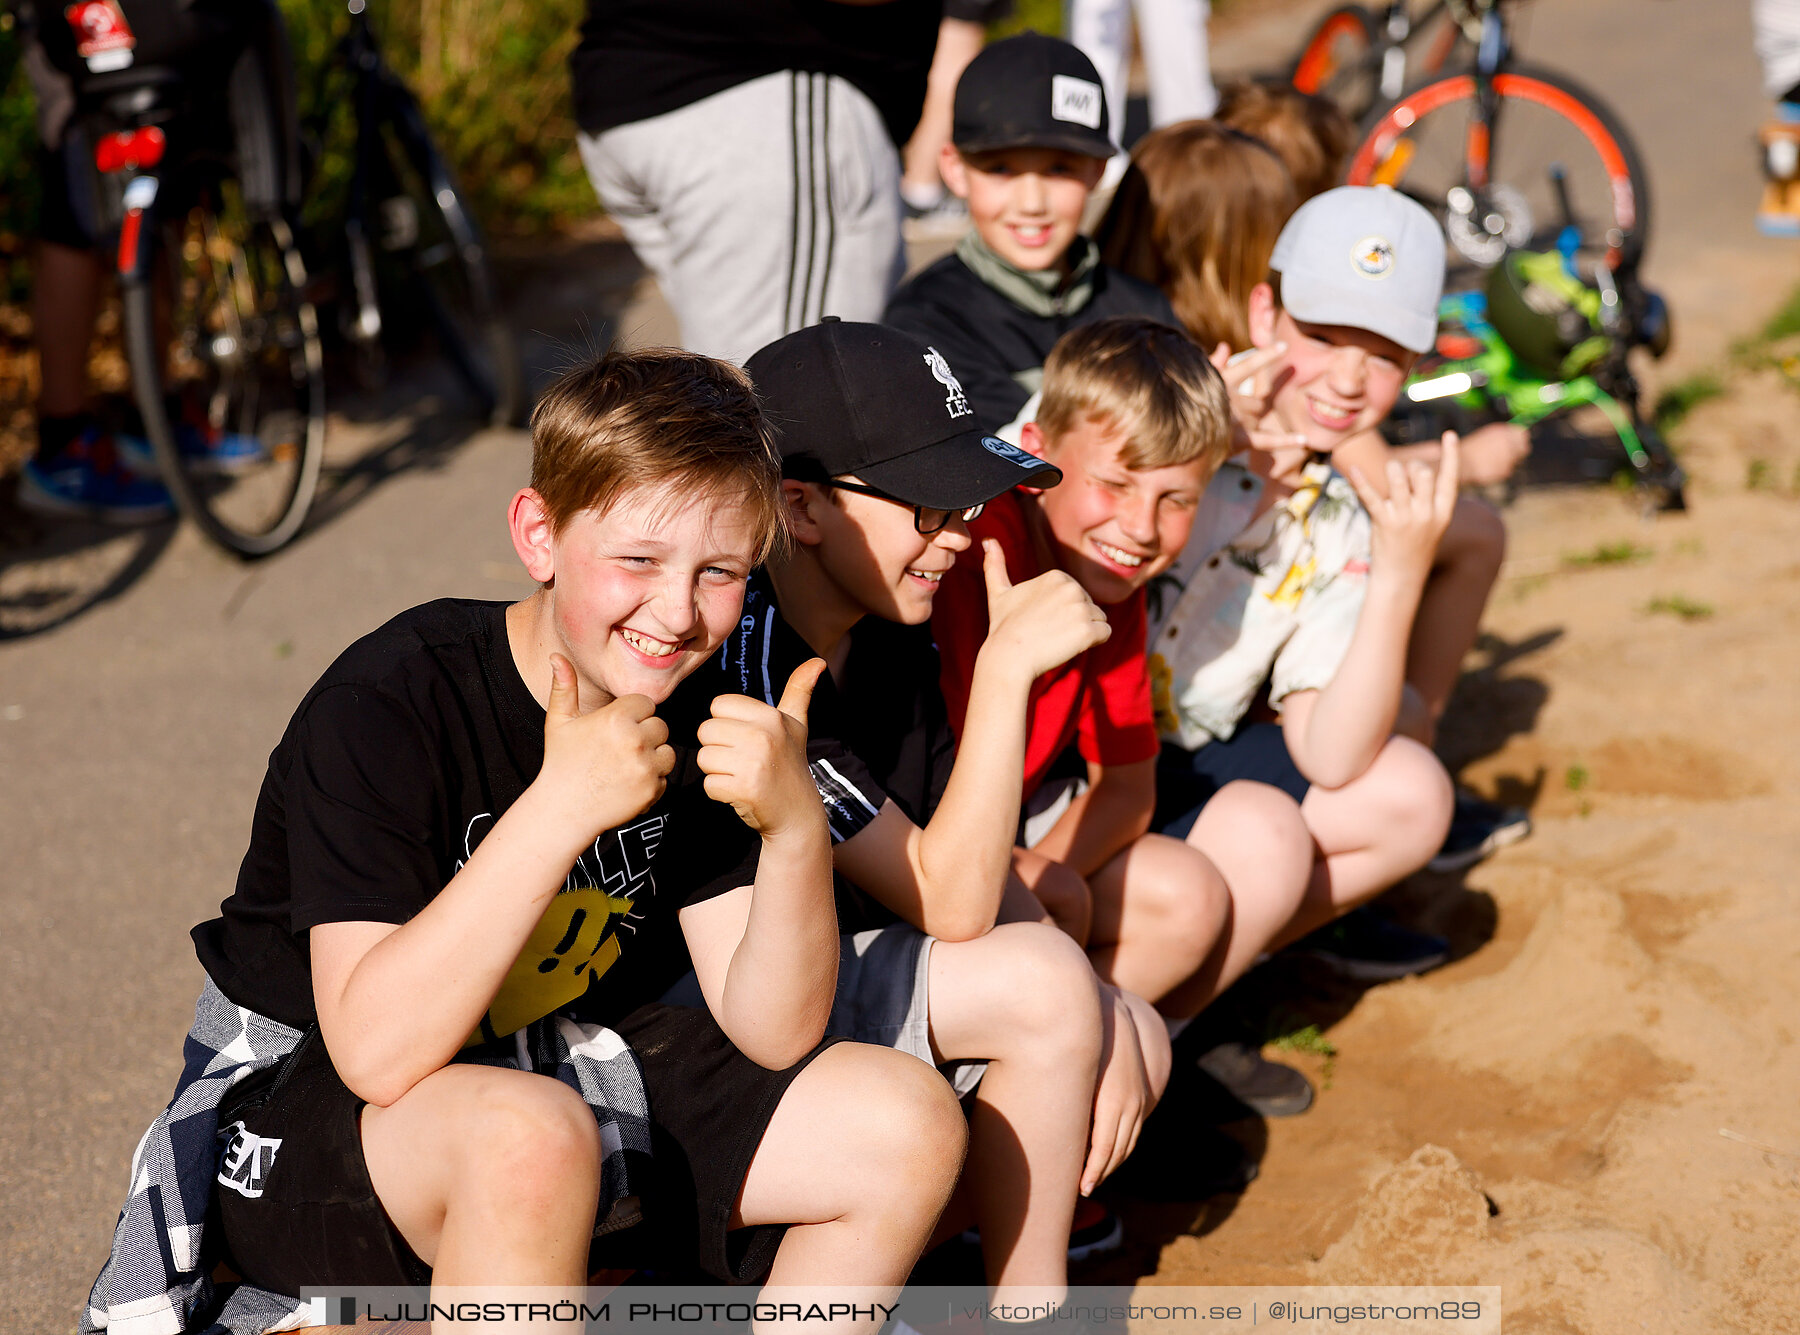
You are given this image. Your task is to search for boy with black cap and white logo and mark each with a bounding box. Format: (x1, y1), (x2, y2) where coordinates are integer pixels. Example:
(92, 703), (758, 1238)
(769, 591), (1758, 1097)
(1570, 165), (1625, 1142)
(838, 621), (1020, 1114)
(693, 318), (1173, 1294)
(1150, 186), (1461, 976)
(883, 32), (1180, 434)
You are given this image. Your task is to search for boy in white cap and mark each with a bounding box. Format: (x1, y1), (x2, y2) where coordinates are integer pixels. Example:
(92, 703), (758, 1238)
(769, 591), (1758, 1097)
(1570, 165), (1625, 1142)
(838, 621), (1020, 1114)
(1147, 186), (1460, 975)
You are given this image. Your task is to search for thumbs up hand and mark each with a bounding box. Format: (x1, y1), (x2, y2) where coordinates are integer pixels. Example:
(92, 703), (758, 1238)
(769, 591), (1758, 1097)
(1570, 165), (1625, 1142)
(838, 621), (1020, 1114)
(697, 659), (830, 838)
(541, 652), (674, 835)
(979, 538), (1111, 682)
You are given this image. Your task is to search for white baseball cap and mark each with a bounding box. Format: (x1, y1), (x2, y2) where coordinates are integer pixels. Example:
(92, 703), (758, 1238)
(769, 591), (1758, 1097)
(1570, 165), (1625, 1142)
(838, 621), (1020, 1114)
(1269, 186), (1446, 354)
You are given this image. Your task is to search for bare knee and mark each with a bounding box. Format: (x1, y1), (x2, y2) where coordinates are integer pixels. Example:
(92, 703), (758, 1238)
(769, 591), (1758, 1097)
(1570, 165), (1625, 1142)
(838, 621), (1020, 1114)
(1131, 835), (1231, 959)
(453, 1074), (602, 1211)
(1368, 737), (1455, 867)
(981, 923), (1103, 1062)
(828, 1046), (968, 1206)
(1197, 781), (1313, 903)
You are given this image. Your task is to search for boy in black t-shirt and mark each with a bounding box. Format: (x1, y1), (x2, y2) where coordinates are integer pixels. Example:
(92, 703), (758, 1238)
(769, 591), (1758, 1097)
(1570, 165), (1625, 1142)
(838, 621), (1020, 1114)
(883, 32), (1179, 434)
(732, 320), (1174, 1299)
(91, 349), (965, 1327)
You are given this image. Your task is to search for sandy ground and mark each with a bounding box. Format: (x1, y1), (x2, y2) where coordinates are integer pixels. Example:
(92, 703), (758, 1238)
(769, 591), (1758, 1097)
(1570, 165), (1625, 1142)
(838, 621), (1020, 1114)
(1082, 369), (1800, 1332)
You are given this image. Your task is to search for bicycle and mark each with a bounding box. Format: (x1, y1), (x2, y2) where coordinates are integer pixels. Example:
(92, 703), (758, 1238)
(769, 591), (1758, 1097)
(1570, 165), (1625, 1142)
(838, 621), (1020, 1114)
(1397, 199), (1684, 511)
(29, 0), (327, 556)
(1336, 0), (1651, 276)
(1290, 0), (1472, 124)
(302, 0), (523, 430)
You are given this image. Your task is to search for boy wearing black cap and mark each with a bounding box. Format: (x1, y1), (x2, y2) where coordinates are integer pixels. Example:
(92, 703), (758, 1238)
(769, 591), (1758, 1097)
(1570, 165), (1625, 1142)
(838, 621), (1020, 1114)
(883, 31), (1179, 434)
(716, 319), (1174, 1298)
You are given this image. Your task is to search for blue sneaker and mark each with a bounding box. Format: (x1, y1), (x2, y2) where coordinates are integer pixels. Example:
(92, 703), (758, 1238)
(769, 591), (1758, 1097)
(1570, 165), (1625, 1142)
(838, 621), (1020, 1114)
(18, 432), (173, 524)
(117, 420), (266, 476)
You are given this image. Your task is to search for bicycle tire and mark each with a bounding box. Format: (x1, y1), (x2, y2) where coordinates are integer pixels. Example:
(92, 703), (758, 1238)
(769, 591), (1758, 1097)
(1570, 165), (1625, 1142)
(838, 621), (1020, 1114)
(1289, 4), (1381, 121)
(369, 91), (524, 428)
(1346, 64), (1651, 273)
(125, 198), (326, 557)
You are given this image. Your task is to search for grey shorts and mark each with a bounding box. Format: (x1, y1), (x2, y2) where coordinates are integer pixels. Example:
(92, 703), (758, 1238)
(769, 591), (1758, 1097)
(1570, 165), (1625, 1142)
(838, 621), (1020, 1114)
(662, 926), (985, 1097)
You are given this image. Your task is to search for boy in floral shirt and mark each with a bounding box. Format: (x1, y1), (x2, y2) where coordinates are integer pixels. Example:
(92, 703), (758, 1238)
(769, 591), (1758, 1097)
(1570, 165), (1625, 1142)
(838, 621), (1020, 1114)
(1150, 187), (1460, 978)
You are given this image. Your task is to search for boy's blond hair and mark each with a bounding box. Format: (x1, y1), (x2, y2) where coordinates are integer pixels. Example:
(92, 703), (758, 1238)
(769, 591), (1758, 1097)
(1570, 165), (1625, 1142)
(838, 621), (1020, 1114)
(530, 347), (786, 561)
(1216, 79), (1354, 204)
(1036, 317), (1232, 476)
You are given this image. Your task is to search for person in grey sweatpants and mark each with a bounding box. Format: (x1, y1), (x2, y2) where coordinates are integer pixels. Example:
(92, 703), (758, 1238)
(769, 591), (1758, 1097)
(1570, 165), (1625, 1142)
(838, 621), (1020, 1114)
(579, 71), (904, 364)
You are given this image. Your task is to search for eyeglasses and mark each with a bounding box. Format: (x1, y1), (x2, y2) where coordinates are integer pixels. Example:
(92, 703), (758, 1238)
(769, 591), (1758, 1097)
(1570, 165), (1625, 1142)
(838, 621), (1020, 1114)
(822, 480), (986, 535)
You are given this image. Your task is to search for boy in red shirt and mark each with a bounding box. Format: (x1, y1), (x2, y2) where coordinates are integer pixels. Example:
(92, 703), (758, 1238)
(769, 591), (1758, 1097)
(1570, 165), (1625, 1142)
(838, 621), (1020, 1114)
(933, 317), (1314, 1044)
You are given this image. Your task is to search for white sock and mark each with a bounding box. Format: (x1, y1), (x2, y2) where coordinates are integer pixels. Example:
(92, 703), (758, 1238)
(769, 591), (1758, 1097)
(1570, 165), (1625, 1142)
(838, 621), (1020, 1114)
(901, 180), (946, 210)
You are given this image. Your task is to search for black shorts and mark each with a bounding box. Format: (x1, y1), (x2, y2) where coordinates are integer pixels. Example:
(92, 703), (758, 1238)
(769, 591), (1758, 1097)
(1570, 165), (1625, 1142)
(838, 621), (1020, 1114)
(214, 1003), (840, 1292)
(1154, 723), (1311, 838)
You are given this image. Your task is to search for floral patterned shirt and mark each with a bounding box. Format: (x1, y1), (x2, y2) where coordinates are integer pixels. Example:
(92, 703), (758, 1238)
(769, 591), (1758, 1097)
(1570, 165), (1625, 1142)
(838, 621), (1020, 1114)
(1146, 455), (1371, 750)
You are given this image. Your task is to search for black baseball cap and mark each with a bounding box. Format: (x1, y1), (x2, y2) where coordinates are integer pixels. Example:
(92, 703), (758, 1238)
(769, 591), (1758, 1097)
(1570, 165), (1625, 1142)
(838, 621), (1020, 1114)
(951, 31), (1115, 161)
(746, 319), (1061, 510)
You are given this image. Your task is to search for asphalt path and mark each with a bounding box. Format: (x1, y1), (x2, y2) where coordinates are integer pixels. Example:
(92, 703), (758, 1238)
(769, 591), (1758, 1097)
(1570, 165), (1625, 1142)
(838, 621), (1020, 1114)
(0, 2), (1787, 1328)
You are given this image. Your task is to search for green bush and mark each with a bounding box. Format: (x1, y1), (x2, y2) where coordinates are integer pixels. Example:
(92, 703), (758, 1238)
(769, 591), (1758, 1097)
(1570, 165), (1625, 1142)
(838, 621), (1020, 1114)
(0, 0), (593, 272)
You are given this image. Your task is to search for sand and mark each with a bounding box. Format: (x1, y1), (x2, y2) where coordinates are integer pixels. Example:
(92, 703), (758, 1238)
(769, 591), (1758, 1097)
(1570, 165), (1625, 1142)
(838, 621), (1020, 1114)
(1099, 370), (1800, 1332)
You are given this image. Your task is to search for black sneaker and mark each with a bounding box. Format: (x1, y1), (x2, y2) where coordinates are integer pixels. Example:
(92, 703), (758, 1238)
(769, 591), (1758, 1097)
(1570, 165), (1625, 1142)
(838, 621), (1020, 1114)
(1298, 907), (1449, 982)
(1428, 793), (1532, 874)
(1108, 1125), (1259, 1202)
(1195, 1040), (1314, 1118)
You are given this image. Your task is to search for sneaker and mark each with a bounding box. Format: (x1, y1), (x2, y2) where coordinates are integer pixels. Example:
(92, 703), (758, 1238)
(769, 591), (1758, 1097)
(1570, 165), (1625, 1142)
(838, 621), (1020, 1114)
(117, 420), (266, 477)
(1297, 907), (1449, 982)
(902, 192), (970, 241)
(1065, 1197), (1123, 1261)
(1759, 102), (1800, 237)
(1428, 793), (1532, 874)
(960, 1197), (1124, 1262)
(17, 434), (173, 525)
(1109, 1125), (1258, 1202)
(1195, 1040), (1314, 1118)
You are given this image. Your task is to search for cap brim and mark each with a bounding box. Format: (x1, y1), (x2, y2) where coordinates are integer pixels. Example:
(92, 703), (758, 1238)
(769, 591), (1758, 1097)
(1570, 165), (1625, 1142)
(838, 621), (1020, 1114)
(857, 430), (1062, 509)
(953, 129), (1115, 161)
(1282, 280), (1438, 354)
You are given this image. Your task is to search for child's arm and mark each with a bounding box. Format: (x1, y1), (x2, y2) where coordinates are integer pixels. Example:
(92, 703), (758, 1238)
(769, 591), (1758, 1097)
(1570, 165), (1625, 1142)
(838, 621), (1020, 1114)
(679, 660), (839, 1069)
(1334, 421), (1529, 489)
(311, 655), (675, 1107)
(1026, 757), (1155, 879)
(833, 541), (1110, 941)
(1282, 434), (1461, 788)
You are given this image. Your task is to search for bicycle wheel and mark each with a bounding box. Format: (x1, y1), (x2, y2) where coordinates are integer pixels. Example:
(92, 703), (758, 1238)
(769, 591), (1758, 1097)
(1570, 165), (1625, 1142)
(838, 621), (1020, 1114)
(367, 88), (524, 428)
(124, 184), (326, 557)
(1346, 64), (1651, 273)
(1290, 4), (1381, 121)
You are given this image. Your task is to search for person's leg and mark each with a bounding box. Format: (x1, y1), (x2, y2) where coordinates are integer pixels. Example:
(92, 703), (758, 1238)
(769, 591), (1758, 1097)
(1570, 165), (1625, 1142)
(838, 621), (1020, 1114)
(1133, 0), (1217, 127)
(1404, 494), (1507, 743)
(360, 1064), (603, 1287)
(1084, 833), (1230, 1009)
(1275, 736), (1454, 946)
(733, 1043), (966, 1325)
(33, 239), (103, 424)
(815, 75), (906, 327)
(901, 16), (988, 205)
(1065, 0), (1133, 159)
(1160, 779), (1312, 1017)
(925, 922), (1102, 1302)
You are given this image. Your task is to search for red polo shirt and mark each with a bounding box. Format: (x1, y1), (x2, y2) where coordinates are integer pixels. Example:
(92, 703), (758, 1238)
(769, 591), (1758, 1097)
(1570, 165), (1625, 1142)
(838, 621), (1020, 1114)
(932, 491), (1160, 801)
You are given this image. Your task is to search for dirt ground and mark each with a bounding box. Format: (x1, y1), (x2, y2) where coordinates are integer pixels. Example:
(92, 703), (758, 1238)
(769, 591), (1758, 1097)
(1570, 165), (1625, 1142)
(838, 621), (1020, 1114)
(1067, 365), (1800, 1332)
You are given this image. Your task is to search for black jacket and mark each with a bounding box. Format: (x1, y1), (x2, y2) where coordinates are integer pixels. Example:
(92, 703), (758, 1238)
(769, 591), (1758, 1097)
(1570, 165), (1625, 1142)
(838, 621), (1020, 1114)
(883, 239), (1181, 433)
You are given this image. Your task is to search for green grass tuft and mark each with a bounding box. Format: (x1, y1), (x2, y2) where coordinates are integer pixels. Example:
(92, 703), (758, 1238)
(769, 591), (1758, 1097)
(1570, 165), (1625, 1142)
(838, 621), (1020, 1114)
(1645, 594), (1715, 621)
(1653, 372), (1725, 431)
(1269, 1024), (1337, 1088)
(1563, 540), (1653, 568)
(1565, 764), (1590, 792)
